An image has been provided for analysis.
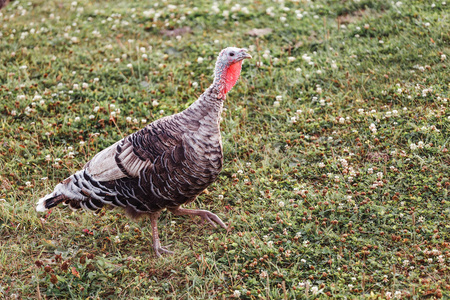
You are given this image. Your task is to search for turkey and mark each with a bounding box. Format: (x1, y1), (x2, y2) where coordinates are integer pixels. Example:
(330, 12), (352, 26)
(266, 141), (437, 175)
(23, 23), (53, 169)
(36, 47), (251, 257)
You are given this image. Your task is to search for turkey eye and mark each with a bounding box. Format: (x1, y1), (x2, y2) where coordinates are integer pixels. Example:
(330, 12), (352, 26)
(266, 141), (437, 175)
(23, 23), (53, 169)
(229, 52), (235, 57)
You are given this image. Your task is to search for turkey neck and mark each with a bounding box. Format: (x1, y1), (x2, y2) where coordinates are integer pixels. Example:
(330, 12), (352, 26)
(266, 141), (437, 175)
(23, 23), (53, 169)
(182, 84), (224, 130)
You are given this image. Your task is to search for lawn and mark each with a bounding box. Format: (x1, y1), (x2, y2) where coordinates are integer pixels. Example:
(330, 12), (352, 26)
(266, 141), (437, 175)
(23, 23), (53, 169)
(0, 0), (449, 299)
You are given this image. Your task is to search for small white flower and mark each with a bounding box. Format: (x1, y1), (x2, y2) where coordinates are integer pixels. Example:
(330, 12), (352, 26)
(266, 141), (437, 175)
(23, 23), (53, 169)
(141, 119), (147, 123)
(273, 101), (280, 107)
(89, 115), (95, 119)
(93, 106), (100, 112)
(197, 57), (204, 64)
(114, 235), (121, 243)
(311, 286), (320, 295)
(233, 290), (241, 298)
(126, 116), (132, 123)
(152, 100), (159, 107)
(127, 63), (133, 69)
(278, 201), (285, 207)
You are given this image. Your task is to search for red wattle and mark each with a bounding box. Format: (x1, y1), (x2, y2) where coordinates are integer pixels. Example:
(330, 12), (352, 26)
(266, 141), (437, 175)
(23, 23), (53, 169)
(224, 61), (243, 94)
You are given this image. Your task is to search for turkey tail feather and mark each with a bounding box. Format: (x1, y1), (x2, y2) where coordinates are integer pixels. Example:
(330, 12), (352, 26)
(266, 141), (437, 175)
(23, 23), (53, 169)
(36, 193), (67, 212)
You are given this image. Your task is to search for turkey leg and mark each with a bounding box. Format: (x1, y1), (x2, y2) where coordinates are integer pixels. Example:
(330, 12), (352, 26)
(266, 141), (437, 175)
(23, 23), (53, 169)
(150, 212), (174, 257)
(169, 207), (227, 229)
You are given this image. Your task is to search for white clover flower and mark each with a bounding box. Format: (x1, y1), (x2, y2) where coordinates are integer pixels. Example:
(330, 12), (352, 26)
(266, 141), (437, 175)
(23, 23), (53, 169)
(89, 115), (95, 119)
(218, 194), (224, 200)
(233, 290), (241, 298)
(197, 57), (204, 64)
(73, 84), (80, 90)
(267, 241), (273, 248)
(339, 117), (345, 124)
(417, 141), (424, 149)
(278, 201), (285, 207)
(126, 116), (132, 123)
(273, 101), (280, 107)
(93, 106), (100, 112)
(441, 54), (447, 61)
(192, 82), (198, 88)
(368, 168), (374, 174)
(141, 119), (147, 123)
(288, 56), (295, 62)
(79, 141), (85, 146)
(142, 54), (148, 59)
(276, 95), (282, 101)
(418, 216), (425, 223)
(74, 116), (80, 122)
(127, 63), (133, 69)
(311, 286), (321, 295)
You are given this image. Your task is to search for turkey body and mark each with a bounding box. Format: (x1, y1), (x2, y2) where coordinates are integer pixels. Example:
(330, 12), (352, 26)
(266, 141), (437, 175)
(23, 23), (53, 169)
(53, 87), (223, 216)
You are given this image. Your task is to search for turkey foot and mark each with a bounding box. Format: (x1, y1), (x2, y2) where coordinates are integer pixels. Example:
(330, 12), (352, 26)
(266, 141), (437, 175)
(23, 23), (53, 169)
(150, 212), (174, 257)
(169, 208), (227, 229)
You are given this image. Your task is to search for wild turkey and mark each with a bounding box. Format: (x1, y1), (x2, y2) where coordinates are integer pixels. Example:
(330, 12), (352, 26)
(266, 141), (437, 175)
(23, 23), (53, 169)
(37, 47), (251, 257)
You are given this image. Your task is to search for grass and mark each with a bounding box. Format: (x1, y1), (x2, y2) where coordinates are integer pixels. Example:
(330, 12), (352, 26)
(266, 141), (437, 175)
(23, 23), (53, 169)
(0, 0), (449, 299)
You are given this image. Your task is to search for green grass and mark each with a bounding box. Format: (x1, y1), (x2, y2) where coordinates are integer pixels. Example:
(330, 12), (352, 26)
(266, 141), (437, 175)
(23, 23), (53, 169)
(1, 0), (449, 299)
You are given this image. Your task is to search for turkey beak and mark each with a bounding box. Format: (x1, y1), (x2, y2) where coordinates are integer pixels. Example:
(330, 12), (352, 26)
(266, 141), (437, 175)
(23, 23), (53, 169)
(239, 49), (252, 60)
